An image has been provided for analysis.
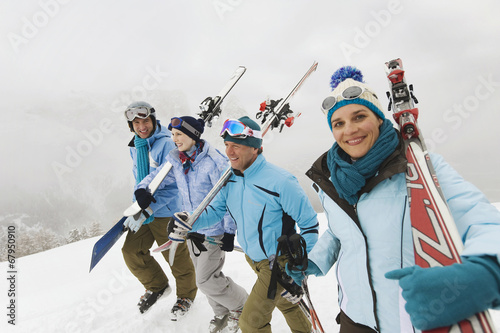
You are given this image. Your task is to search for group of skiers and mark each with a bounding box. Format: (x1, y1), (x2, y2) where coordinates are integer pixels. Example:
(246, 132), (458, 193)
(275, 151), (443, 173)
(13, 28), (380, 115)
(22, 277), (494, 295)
(120, 65), (500, 333)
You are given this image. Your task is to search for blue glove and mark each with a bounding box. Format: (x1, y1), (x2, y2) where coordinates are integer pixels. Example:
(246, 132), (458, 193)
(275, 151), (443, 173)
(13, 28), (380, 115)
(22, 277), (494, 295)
(285, 259), (322, 286)
(385, 256), (500, 330)
(134, 188), (156, 209)
(123, 212), (148, 233)
(220, 233), (235, 252)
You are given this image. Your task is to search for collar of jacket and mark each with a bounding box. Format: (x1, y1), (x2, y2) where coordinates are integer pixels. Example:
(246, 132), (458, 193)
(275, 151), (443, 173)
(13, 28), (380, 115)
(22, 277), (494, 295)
(169, 139), (208, 166)
(232, 154), (266, 178)
(306, 133), (407, 214)
(128, 121), (164, 148)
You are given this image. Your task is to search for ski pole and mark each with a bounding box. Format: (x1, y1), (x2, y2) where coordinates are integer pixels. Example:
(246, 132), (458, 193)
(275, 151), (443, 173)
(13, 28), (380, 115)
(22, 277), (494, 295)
(302, 276), (325, 333)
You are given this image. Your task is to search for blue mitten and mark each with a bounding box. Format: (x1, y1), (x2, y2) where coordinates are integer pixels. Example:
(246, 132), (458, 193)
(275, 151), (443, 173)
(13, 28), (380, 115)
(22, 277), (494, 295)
(385, 256), (500, 330)
(285, 259), (322, 286)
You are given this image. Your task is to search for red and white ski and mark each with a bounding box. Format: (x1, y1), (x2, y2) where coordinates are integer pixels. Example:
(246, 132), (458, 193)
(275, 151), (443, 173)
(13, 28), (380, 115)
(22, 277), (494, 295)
(385, 58), (496, 333)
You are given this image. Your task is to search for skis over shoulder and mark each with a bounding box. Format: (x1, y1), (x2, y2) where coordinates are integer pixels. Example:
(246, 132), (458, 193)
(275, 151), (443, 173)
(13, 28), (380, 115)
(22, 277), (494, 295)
(158, 61), (318, 264)
(385, 58), (497, 333)
(123, 66), (247, 217)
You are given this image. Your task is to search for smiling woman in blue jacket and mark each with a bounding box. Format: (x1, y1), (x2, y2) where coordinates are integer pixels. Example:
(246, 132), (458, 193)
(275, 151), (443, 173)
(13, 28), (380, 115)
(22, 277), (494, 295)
(289, 67), (500, 332)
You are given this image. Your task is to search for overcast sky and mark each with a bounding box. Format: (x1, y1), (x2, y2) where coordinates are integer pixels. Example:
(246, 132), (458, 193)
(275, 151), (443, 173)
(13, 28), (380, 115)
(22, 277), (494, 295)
(1, 0), (499, 230)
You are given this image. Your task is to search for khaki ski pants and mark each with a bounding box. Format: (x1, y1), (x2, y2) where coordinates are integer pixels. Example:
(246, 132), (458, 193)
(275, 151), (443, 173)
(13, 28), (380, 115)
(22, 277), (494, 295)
(239, 255), (311, 333)
(122, 216), (197, 300)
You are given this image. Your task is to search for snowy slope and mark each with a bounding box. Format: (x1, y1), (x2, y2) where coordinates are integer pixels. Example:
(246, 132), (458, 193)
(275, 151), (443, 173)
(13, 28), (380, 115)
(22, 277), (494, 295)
(2, 209), (500, 333)
(0, 213), (337, 333)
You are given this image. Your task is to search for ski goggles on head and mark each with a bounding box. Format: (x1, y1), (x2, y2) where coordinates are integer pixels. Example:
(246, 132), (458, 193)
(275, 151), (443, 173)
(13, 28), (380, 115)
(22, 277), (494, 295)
(321, 86), (375, 113)
(169, 117), (200, 137)
(219, 119), (262, 139)
(124, 106), (152, 121)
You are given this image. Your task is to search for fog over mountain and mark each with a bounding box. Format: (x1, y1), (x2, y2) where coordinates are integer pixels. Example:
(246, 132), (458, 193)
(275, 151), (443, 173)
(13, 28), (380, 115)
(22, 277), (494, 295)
(1, 0), (499, 237)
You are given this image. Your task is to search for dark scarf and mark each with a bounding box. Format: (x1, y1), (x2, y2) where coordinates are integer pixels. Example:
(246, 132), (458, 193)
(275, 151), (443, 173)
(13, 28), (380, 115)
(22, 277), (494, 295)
(179, 141), (204, 174)
(327, 119), (399, 205)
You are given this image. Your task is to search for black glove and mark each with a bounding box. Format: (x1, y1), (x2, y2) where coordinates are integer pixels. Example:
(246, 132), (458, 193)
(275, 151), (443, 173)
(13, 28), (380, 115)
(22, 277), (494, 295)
(187, 232), (208, 254)
(167, 217), (176, 235)
(134, 188), (156, 209)
(220, 233), (235, 252)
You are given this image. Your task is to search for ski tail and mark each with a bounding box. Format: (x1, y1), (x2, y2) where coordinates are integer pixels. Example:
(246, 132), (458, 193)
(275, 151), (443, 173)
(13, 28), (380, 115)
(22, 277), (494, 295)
(198, 66), (246, 127)
(259, 61), (318, 136)
(89, 217), (127, 272)
(385, 58), (497, 333)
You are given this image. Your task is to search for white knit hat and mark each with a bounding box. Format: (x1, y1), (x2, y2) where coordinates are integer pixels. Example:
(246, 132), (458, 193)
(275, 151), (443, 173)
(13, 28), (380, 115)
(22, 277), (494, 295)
(324, 66), (384, 130)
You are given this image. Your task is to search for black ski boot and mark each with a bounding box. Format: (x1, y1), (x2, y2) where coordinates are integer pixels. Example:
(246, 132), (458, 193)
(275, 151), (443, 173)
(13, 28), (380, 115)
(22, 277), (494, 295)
(138, 284), (171, 314)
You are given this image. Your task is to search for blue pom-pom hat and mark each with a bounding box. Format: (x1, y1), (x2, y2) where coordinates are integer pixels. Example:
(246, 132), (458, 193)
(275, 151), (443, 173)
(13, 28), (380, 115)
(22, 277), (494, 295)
(324, 66), (385, 130)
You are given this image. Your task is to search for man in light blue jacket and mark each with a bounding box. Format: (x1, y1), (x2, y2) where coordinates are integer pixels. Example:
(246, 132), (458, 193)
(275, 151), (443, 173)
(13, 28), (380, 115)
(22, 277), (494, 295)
(169, 116), (319, 333)
(121, 101), (197, 315)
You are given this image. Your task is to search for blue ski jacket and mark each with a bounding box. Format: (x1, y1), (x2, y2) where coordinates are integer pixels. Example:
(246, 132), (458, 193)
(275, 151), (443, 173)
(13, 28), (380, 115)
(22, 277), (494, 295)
(137, 140), (236, 237)
(129, 120), (181, 219)
(191, 154), (319, 262)
(306, 143), (500, 332)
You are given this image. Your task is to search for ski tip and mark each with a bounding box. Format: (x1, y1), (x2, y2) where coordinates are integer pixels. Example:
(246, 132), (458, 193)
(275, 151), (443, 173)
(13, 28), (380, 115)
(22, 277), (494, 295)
(236, 67), (247, 75)
(152, 246), (162, 253)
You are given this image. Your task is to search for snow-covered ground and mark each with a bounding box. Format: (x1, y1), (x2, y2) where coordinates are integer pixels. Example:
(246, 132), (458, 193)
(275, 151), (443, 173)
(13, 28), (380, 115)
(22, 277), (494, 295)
(1, 213), (338, 333)
(2, 208), (500, 333)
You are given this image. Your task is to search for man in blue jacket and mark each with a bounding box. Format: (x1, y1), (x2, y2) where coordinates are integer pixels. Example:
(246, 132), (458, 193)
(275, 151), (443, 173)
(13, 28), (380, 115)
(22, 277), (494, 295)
(169, 116), (319, 333)
(121, 101), (197, 316)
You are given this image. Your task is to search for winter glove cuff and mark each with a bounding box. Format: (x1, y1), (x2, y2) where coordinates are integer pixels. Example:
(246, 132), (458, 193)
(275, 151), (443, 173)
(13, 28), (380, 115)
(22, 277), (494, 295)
(285, 259), (321, 286)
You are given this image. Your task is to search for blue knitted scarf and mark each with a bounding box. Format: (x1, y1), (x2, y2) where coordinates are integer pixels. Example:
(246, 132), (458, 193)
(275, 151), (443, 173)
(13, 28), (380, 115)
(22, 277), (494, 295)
(134, 135), (154, 223)
(327, 119), (399, 205)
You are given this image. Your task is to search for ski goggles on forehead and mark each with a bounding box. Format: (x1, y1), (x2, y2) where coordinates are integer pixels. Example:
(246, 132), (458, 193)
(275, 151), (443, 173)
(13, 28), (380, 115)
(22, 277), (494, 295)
(220, 119), (262, 139)
(124, 106), (152, 121)
(321, 86), (374, 113)
(169, 117), (200, 136)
